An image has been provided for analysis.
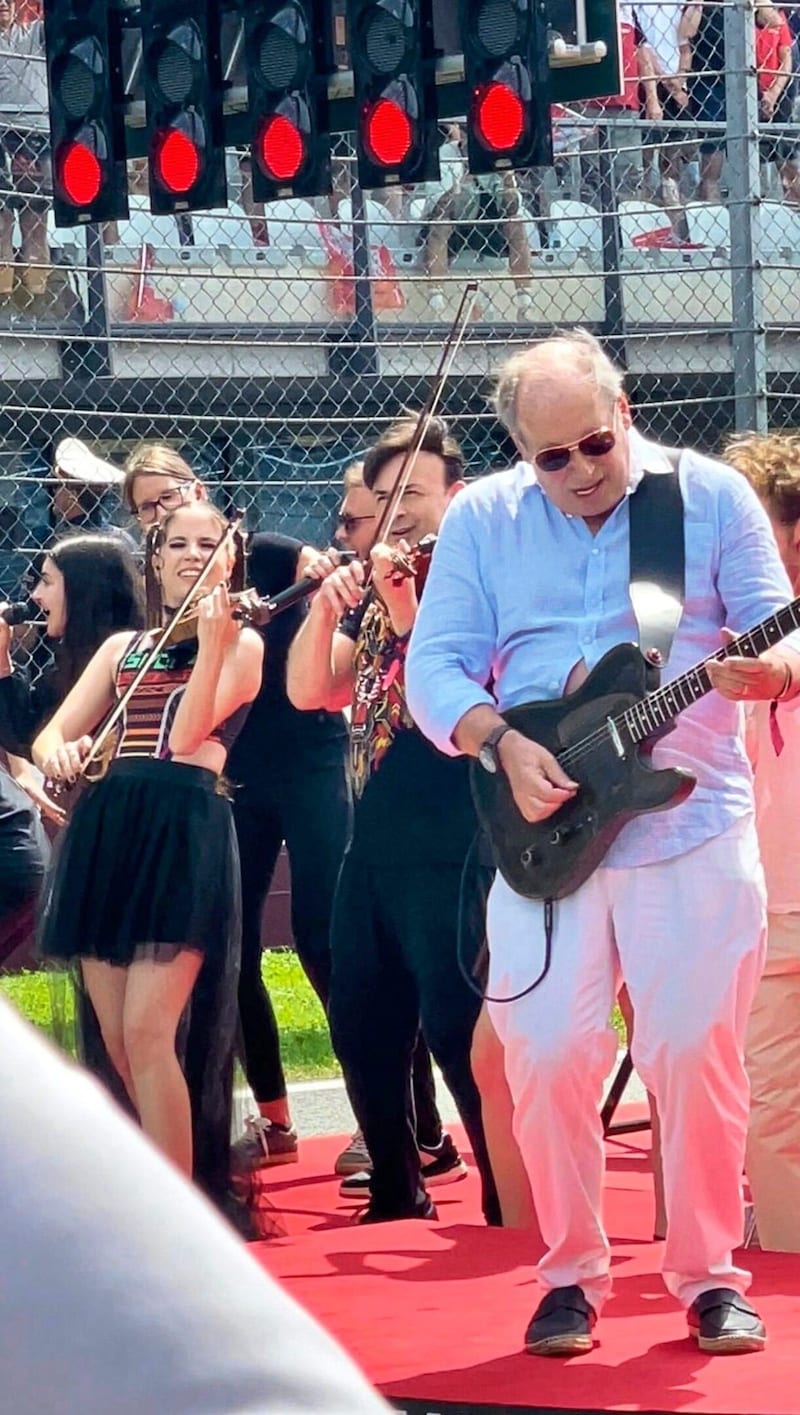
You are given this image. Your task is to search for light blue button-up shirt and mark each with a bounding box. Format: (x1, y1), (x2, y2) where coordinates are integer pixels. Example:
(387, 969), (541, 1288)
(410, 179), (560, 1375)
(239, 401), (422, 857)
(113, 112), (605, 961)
(406, 430), (800, 868)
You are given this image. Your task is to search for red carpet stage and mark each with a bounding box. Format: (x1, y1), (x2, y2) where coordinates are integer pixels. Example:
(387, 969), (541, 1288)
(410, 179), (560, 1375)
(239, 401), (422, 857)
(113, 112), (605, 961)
(251, 1122), (800, 1414)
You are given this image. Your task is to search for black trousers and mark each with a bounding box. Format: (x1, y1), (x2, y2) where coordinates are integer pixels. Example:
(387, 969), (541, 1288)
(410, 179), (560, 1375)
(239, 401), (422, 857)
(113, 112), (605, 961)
(329, 852), (501, 1224)
(233, 753), (352, 1102)
(233, 755), (444, 1143)
(0, 769), (49, 968)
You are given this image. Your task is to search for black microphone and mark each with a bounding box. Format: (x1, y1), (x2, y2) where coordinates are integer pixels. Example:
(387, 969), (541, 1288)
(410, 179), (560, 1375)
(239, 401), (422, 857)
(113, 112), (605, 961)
(0, 600), (36, 626)
(244, 549), (357, 627)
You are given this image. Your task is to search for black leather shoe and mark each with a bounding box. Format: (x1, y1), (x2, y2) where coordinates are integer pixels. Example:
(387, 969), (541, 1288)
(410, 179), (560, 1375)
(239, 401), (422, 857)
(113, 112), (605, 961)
(687, 1288), (766, 1354)
(356, 1191), (438, 1225)
(524, 1285), (597, 1356)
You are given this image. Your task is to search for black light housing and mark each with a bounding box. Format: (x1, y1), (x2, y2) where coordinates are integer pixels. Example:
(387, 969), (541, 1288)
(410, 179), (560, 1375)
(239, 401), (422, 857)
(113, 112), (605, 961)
(44, 0), (129, 226)
(245, 0), (332, 200)
(141, 0), (227, 214)
(460, 0), (553, 175)
(347, 0), (440, 190)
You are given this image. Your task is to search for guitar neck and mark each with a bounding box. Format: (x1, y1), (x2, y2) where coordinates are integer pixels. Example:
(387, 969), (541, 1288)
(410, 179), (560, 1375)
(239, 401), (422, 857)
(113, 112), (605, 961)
(623, 597), (800, 743)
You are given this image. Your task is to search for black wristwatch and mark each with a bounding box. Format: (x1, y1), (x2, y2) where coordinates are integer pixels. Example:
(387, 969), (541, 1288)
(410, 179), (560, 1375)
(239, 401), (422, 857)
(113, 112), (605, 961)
(478, 724), (512, 774)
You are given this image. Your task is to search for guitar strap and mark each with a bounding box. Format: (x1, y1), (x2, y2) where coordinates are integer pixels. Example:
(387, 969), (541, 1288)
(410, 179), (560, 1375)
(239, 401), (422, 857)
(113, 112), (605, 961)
(627, 448), (685, 666)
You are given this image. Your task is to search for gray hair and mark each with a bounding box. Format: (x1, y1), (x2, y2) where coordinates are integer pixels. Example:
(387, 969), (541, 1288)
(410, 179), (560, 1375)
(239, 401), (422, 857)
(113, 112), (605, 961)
(493, 330), (625, 443)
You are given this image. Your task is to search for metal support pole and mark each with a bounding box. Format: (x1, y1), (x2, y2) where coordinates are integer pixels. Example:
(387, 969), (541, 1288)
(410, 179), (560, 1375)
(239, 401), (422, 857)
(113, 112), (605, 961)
(725, 0), (768, 432)
(597, 122), (627, 369)
(328, 179), (379, 381)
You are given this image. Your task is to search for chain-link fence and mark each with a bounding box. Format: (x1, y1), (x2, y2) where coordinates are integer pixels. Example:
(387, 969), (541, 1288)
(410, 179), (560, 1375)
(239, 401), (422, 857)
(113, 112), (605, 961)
(2, 0), (800, 612)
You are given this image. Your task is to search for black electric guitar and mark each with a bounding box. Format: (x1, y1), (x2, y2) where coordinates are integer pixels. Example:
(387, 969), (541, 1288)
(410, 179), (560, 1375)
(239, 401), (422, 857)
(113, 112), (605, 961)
(471, 599), (800, 901)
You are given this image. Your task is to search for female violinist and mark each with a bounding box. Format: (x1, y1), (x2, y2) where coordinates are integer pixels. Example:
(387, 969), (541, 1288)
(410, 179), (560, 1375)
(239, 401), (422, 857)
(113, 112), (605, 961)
(33, 502), (264, 1223)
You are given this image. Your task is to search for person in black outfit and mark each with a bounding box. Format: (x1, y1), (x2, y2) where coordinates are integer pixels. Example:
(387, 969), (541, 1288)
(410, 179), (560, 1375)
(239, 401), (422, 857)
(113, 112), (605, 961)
(287, 417), (500, 1225)
(0, 758), (48, 966)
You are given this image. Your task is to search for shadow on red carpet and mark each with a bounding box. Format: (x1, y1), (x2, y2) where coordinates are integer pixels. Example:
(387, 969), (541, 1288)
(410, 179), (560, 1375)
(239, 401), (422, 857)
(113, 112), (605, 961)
(250, 1123), (800, 1413)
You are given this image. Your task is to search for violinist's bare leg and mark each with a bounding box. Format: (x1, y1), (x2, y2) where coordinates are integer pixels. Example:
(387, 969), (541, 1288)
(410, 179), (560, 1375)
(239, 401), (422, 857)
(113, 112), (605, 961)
(122, 949), (203, 1177)
(81, 959), (137, 1106)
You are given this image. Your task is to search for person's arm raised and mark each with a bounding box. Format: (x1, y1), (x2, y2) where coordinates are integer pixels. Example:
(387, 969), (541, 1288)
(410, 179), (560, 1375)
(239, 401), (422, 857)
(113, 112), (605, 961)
(168, 587), (264, 757)
(286, 560), (362, 712)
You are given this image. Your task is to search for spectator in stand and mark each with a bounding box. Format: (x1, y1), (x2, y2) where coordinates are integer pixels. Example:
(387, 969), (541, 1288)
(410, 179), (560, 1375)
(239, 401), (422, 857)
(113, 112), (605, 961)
(0, 0), (51, 299)
(637, 2), (694, 214)
(754, 5), (799, 205)
(679, 1), (727, 201)
(680, 1), (795, 203)
(417, 125), (536, 322)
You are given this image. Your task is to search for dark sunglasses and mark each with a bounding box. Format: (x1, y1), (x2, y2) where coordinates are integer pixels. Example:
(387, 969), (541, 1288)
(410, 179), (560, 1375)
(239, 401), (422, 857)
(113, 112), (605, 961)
(337, 513), (375, 533)
(534, 426), (616, 475)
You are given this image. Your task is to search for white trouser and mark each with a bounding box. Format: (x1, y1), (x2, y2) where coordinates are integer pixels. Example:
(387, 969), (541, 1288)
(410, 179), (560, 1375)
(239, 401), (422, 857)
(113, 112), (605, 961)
(745, 911), (800, 1251)
(487, 814), (767, 1314)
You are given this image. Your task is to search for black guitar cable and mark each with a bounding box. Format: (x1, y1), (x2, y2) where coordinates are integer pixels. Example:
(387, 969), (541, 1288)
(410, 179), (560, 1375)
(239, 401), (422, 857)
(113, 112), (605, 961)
(455, 830), (555, 1005)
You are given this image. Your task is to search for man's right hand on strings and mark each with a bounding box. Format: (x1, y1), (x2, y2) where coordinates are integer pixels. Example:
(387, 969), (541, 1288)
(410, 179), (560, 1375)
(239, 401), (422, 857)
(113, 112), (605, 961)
(498, 731), (579, 824)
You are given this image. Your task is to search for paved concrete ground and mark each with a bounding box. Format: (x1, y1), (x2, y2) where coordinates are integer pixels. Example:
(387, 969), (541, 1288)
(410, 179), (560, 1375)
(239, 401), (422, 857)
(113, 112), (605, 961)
(234, 1056), (647, 1141)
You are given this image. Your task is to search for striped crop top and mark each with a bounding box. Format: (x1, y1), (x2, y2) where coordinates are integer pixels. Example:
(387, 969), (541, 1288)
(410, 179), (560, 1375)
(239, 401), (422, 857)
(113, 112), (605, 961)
(113, 633), (251, 760)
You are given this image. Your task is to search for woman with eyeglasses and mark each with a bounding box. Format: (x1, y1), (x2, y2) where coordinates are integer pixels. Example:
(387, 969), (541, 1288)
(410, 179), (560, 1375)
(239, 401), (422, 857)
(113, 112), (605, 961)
(122, 443), (353, 1176)
(33, 501), (264, 1229)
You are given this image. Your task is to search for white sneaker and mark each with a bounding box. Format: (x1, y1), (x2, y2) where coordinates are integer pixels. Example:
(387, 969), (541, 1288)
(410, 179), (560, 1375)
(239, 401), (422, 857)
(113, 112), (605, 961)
(429, 288), (446, 315)
(516, 289), (535, 320)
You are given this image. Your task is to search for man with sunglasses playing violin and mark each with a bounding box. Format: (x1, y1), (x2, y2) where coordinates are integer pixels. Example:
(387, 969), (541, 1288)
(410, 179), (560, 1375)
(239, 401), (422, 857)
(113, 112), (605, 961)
(287, 416), (500, 1227)
(407, 330), (800, 1357)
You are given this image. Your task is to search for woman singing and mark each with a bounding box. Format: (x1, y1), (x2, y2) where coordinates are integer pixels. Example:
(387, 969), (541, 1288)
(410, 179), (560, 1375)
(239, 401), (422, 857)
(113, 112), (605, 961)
(32, 502), (263, 1221)
(0, 532), (144, 762)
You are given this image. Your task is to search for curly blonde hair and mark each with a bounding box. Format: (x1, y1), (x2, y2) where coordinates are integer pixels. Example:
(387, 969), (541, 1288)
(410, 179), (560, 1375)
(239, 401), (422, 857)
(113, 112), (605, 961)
(724, 432), (800, 525)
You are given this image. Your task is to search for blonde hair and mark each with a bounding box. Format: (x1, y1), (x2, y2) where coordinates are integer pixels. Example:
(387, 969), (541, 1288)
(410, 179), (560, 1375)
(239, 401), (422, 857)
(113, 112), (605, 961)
(724, 432), (800, 524)
(493, 329), (624, 442)
(343, 459), (365, 490)
(122, 442), (197, 512)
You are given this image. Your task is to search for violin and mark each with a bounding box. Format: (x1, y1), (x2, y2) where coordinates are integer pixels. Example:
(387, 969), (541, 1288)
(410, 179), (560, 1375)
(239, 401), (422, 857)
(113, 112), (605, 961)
(385, 535), (437, 594)
(159, 548), (361, 644)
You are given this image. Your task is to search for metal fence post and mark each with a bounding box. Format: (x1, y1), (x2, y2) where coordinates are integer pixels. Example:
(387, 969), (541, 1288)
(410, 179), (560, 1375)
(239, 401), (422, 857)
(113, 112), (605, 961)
(725, 0), (768, 433)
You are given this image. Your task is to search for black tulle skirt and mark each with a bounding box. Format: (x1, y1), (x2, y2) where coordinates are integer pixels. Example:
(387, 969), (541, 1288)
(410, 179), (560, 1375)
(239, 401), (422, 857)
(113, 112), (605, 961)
(37, 757), (243, 1217)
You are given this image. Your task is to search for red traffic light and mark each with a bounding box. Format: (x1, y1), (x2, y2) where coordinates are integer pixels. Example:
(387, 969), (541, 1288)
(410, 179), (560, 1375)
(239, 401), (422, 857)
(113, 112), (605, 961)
(475, 81), (525, 153)
(153, 128), (201, 194)
(257, 114), (305, 182)
(365, 97), (412, 168)
(58, 139), (103, 206)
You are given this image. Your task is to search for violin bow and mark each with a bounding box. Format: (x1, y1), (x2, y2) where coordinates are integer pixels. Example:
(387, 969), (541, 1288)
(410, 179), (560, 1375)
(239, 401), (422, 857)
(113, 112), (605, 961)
(78, 512), (244, 780)
(366, 280), (480, 558)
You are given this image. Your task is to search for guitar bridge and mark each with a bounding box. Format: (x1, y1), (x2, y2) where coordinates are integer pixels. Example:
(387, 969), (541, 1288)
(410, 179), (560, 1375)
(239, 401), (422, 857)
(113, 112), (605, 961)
(607, 717), (626, 759)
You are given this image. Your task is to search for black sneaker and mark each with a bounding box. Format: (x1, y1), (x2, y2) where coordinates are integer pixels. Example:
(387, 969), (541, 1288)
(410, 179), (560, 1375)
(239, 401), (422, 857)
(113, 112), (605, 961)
(356, 1191), (438, 1224)
(339, 1132), (467, 1198)
(687, 1288), (766, 1354)
(524, 1286), (597, 1357)
(419, 1133), (469, 1186)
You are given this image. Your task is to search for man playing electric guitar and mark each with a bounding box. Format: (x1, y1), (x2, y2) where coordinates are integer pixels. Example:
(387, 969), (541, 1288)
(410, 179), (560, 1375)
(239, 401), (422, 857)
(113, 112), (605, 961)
(407, 331), (800, 1358)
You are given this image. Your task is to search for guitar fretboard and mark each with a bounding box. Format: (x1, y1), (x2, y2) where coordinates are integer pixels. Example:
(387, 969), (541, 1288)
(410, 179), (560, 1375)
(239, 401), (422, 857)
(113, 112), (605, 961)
(621, 597), (800, 744)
